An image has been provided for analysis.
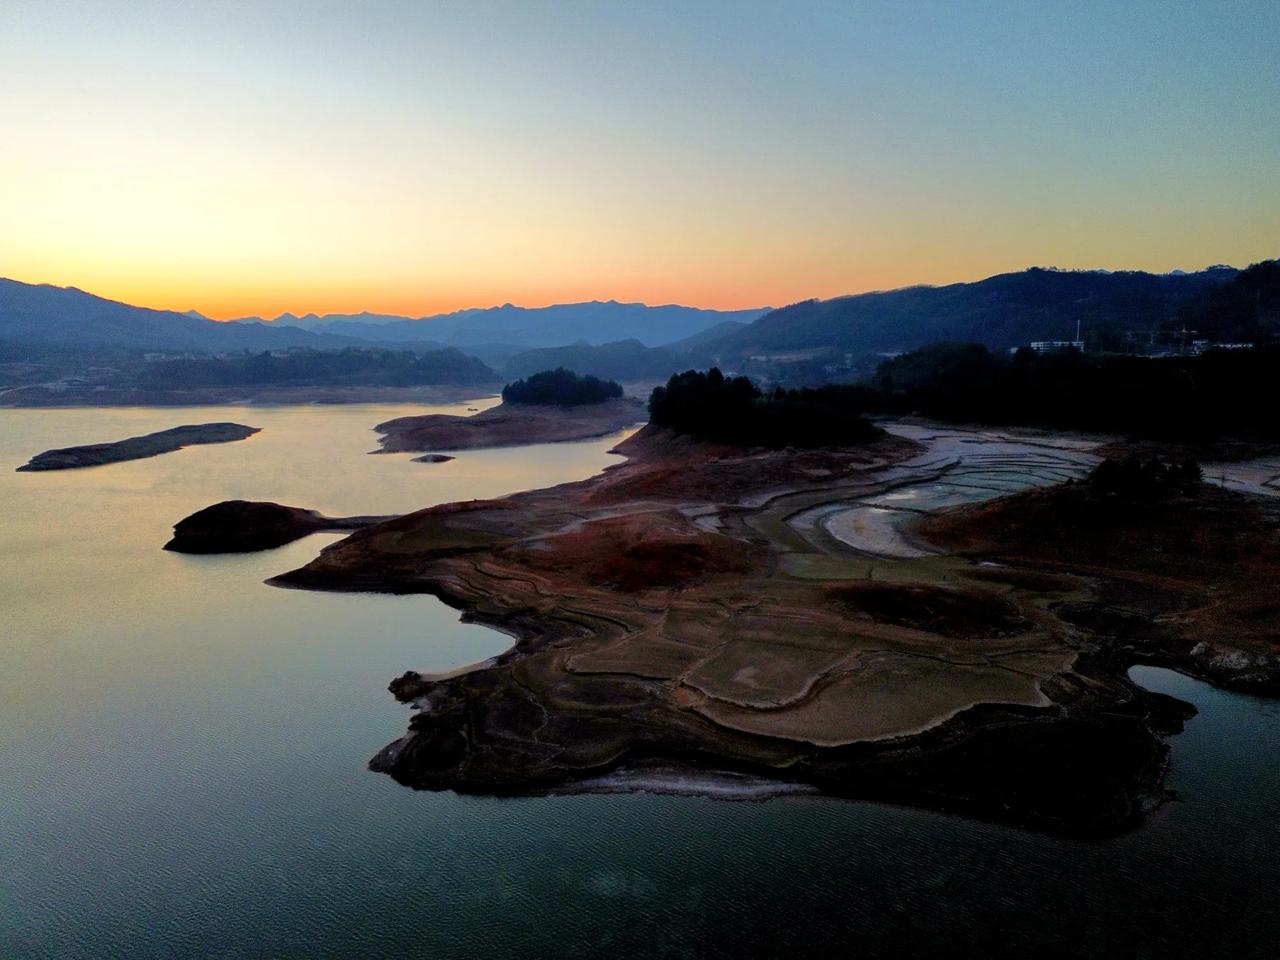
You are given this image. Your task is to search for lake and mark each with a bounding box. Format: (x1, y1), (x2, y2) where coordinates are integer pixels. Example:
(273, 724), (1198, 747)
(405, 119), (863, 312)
(2, 404), (1279, 959)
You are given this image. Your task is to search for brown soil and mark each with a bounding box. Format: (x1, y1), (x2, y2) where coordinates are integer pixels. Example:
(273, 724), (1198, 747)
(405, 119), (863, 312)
(499, 511), (763, 592)
(918, 480), (1280, 692)
(257, 422), (1273, 836)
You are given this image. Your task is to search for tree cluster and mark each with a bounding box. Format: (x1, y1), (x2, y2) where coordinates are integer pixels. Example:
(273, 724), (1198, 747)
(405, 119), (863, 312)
(869, 342), (1280, 441)
(501, 367), (623, 406)
(648, 368), (881, 448)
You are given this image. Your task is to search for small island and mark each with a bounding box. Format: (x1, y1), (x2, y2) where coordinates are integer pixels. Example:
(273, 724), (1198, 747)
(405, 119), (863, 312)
(17, 422), (260, 471)
(500, 367), (623, 406)
(374, 368), (645, 456)
(165, 500), (396, 553)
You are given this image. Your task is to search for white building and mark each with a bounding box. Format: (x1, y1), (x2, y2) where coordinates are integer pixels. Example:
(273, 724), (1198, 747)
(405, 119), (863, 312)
(1027, 340), (1085, 353)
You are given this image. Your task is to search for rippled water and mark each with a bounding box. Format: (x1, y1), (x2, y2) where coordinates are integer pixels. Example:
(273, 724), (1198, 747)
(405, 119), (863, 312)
(3, 406), (1279, 959)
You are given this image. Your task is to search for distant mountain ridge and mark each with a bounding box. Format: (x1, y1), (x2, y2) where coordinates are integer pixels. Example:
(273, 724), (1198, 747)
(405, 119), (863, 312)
(0, 279), (336, 352)
(3, 266), (1265, 374)
(705, 266), (1242, 360)
(234, 300), (770, 349)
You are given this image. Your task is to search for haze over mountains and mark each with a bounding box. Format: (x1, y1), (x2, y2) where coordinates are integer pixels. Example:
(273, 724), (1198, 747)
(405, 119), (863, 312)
(0, 279), (761, 356)
(3, 263), (1271, 393)
(231, 301), (769, 350)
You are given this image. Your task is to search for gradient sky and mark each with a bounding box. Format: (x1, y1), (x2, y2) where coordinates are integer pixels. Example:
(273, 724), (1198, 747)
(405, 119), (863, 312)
(2, 1), (1277, 319)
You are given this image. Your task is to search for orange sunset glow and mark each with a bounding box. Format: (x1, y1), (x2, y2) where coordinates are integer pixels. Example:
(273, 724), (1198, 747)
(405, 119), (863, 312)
(2, 3), (1275, 318)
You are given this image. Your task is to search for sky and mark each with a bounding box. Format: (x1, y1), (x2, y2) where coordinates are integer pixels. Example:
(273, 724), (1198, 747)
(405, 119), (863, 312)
(2, 1), (1277, 320)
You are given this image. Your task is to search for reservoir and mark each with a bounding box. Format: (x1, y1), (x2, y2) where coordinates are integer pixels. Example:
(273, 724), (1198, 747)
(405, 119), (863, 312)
(2, 404), (1278, 959)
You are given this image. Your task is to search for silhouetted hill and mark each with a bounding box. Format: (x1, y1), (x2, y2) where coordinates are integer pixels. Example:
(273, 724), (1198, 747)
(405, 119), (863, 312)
(666, 319), (749, 352)
(0, 278), (456, 355)
(0, 279), (329, 351)
(1173, 260), (1280, 342)
(705, 267), (1240, 360)
(0, 278), (465, 358)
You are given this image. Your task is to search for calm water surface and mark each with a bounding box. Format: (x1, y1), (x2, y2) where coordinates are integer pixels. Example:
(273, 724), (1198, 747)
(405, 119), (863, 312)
(2, 404), (1279, 959)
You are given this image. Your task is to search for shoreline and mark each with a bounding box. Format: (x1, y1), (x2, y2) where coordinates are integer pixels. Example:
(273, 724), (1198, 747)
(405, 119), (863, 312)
(17, 422), (260, 471)
(254, 420), (1280, 836)
(0, 384), (502, 408)
(373, 396), (648, 454)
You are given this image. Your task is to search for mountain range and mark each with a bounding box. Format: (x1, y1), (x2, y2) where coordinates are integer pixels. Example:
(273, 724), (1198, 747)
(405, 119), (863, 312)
(0, 279), (761, 357)
(4, 264), (1269, 388)
(0, 279), (336, 352)
(230, 301), (769, 350)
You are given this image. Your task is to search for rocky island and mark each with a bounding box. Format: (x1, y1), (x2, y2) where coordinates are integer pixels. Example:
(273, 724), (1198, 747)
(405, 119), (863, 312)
(165, 500), (396, 553)
(374, 397), (646, 456)
(375, 368), (643, 457)
(17, 422), (260, 471)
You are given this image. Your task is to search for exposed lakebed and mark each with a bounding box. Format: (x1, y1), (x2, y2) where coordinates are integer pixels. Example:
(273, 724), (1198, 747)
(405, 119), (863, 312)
(278, 417), (1278, 835)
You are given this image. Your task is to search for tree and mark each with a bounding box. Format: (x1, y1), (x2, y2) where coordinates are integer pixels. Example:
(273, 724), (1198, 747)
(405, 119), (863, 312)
(502, 368), (623, 406)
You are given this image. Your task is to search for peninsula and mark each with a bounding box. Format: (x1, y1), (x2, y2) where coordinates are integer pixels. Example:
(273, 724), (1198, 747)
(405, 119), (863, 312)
(17, 422), (260, 471)
(262, 390), (1280, 838)
(241, 370), (1280, 835)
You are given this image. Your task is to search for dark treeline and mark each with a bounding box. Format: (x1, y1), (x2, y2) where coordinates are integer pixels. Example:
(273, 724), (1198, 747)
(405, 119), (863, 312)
(0, 340), (144, 364)
(648, 368), (881, 448)
(135, 347), (495, 388)
(648, 344), (1280, 447)
(0, 340), (145, 386)
(870, 342), (1280, 441)
(501, 367), (623, 406)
